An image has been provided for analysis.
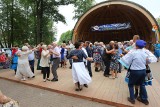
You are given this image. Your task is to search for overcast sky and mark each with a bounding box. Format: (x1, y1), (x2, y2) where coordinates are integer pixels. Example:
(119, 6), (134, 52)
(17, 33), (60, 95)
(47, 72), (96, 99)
(55, 0), (160, 41)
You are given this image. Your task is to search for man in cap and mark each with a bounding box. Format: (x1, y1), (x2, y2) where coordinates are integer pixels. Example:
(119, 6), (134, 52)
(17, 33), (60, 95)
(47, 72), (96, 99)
(121, 40), (149, 105)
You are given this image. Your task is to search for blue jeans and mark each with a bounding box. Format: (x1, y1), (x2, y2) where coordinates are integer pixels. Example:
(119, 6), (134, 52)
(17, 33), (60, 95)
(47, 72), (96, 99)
(128, 69), (148, 100)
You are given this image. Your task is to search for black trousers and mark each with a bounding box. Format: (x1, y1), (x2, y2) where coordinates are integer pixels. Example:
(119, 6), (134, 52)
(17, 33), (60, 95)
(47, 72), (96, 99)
(87, 61), (92, 77)
(103, 60), (110, 75)
(42, 67), (50, 79)
(118, 62), (122, 73)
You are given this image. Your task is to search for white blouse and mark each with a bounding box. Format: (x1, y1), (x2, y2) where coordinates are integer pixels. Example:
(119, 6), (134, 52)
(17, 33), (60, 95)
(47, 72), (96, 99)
(40, 50), (50, 67)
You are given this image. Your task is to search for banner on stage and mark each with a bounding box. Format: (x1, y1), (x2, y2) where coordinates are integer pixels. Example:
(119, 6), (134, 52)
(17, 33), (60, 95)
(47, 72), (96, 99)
(91, 23), (131, 31)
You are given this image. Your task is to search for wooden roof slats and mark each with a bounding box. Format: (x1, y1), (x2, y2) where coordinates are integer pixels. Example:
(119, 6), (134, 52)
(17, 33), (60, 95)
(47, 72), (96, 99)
(73, 1), (159, 43)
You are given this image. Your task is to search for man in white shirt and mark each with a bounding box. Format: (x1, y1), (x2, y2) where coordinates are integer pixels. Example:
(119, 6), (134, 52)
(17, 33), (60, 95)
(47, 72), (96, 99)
(50, 42), (60, 82)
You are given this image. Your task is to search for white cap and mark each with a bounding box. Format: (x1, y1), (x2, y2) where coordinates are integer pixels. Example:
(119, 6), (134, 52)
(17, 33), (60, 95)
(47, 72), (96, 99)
(22, 46), (29, 51)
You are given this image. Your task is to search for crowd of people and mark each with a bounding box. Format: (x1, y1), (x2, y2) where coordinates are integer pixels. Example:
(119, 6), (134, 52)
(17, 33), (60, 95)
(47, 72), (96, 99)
(0, 35), (159, 105)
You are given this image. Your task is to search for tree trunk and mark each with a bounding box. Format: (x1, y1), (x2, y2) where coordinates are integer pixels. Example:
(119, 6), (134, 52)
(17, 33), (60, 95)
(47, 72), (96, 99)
(36, 0), (41, 44)
(35, 0), (44, 43)
(39, 0), (43, 42)
(10, 0), (14, 47)
(34, 1), (38, 45)
(7, 3), (10, 48)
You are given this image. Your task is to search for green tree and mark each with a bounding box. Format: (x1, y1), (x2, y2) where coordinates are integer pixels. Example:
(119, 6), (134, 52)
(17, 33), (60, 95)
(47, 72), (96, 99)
(0, 0), (75, 47)
(58, 30), (73, 44)
(73, 0), (95, 20)
(157, 17), (160, 29)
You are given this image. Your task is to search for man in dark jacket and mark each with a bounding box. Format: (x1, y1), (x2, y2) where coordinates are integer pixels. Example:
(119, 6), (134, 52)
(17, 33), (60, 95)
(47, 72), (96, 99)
(85, 41), (93, 77)
(102, 41), (115, 77)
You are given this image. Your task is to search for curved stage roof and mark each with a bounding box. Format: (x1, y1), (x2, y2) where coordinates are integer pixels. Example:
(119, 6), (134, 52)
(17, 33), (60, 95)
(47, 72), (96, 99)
(73, 0), (159, 43)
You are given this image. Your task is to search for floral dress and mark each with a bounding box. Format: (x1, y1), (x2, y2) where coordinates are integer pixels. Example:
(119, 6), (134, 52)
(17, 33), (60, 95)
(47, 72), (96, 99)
(110, 51), (120, 71)
(93, 46), (102, 63)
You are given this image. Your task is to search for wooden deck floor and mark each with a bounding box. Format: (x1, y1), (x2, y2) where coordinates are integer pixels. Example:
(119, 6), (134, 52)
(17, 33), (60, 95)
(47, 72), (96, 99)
(0, 63), (160, 107)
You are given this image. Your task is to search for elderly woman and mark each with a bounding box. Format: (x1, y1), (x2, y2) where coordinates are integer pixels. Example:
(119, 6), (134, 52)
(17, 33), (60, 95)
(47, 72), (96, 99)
(121, 40), (150, 105)
(67, 42), (93, 91)
(15, 46), (35, 81)
(40, 45), (50, 82)
(93, 42), (102, 72)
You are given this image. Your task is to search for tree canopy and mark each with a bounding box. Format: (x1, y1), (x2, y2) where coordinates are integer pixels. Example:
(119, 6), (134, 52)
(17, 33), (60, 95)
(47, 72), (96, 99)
(73, 0), (95, 20)
(0, 0), (74, 48)
(157, 17), (160, 29)
(58, 0), (95, 43)
(58, 30), (73, 45)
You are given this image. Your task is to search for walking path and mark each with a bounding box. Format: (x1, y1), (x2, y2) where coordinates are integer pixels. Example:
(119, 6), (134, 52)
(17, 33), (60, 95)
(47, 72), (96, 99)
(0, 62), (160, 107)
(0, 79), (113, 107)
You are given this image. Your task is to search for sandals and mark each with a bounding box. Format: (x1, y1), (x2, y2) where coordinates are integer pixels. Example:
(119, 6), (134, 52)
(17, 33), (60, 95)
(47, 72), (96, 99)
(84, 84), (88, 88)
(75, 87), (82, 91)
(75, 82), (83, 91)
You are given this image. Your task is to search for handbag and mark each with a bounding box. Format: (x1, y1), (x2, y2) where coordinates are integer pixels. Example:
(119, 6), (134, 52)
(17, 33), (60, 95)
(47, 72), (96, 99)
(2, 100), (19, 107)
(145, 65), (153, 86)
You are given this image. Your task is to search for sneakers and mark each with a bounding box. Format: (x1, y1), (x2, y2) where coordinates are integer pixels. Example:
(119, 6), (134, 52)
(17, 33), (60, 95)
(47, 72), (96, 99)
(46, 78), (50, 81)
(137, 97), (149, 105)
(51, 78), (58, 82)
(43, 78), (50, 82)
(127, 97), (135, 104)
(109, 76), (115, 79)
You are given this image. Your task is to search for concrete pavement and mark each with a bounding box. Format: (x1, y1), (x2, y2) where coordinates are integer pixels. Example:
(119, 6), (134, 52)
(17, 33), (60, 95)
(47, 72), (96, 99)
(0, 79), (113, 107)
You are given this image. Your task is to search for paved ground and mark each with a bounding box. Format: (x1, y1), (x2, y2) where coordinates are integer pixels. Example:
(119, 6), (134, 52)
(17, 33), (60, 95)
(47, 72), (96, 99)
(0, 79), (113, 107)
(149, 62), (160, 83)
(0, 61), (159, 107)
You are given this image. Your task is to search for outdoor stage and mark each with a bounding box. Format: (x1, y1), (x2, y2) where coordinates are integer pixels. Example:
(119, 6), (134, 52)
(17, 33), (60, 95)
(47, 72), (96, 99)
(0, 63), (160, 107)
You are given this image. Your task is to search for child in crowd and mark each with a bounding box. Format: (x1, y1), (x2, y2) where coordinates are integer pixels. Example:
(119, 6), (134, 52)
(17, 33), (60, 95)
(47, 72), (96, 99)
(109, 44), (120, 79)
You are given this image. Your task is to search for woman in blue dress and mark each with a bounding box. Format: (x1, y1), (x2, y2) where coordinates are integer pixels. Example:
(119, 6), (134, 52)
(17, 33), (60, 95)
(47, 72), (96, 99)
(10, 46), (19, 74)
(60, 44), (65, 67)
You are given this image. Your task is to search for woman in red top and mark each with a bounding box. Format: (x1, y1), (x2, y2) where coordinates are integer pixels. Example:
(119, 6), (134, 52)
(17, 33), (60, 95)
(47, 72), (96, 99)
(0, 52), (10, 69)
(0, 52), (6, 63)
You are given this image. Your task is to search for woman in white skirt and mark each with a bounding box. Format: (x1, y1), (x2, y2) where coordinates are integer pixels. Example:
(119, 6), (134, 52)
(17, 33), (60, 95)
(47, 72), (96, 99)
(67, 42), (93, 91)
(15, 46), (35, 81)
